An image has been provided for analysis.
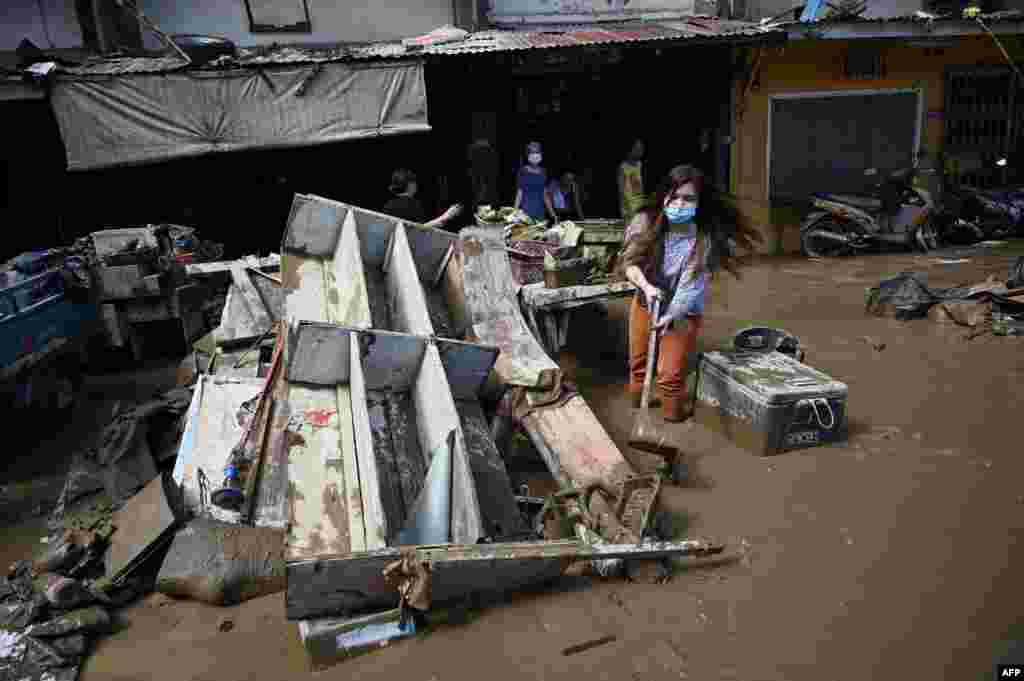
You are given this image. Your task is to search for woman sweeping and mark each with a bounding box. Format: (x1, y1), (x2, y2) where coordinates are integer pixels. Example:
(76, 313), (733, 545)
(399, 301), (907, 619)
(618, 164), (762, 422)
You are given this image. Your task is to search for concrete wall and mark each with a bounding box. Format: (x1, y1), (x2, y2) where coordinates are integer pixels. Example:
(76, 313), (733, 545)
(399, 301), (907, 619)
(731, 35), (1009, 254)
(1, 0), (455, 51)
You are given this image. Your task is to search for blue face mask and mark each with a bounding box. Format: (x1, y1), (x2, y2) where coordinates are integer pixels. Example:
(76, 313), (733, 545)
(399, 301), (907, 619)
(665, 206), (696, 224)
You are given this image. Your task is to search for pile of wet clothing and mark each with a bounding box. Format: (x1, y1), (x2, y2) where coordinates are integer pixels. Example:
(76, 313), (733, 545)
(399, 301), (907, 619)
(866, 257), (1024, 335)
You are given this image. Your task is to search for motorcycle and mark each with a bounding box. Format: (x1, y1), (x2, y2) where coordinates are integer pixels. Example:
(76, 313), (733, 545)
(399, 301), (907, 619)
(800, 168), (938, 258)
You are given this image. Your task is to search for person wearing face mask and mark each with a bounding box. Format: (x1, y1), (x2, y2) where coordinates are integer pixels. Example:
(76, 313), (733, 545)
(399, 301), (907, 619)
(383, 168), (462, 230)
(617, 164), (762, 422)
(514, 142), (554, 222)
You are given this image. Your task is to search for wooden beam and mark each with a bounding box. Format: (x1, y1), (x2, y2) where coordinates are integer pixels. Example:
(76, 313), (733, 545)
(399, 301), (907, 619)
(285, 538), (724, 620)
(350, 331), (388, 549)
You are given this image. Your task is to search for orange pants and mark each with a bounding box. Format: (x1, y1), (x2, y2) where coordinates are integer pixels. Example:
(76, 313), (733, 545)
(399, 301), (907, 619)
(628, 295), (703, 400)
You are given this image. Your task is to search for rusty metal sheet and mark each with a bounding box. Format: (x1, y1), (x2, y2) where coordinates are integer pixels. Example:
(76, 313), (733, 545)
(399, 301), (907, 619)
(107, 475), (179, 584)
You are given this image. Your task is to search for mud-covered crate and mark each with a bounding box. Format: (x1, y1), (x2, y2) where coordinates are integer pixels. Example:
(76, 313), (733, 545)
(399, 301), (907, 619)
(695, 350), (848, 456)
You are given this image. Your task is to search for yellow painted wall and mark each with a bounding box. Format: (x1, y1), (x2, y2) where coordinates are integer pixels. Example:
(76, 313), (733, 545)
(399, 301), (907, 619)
(733, 36), (1012, 254)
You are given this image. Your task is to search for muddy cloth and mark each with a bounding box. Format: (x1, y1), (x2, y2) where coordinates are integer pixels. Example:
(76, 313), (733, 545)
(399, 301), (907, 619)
(49, 388), (193, 529)
(155, 517), (286, 606)
(866, 272), (939, 319)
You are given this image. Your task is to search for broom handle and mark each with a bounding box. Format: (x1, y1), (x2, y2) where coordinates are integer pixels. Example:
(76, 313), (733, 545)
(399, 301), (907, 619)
(640, 298), (661, 410)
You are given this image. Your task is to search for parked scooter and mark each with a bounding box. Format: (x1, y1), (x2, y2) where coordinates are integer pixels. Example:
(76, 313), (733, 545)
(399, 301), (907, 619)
(800, 168), (937, 258)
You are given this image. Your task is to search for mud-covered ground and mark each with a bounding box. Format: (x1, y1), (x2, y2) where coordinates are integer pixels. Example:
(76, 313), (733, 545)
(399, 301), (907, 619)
(3, 245), (1023, 681)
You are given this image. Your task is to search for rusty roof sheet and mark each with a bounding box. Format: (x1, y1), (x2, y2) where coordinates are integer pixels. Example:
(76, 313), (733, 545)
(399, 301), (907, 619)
(54, 18), (781, 77)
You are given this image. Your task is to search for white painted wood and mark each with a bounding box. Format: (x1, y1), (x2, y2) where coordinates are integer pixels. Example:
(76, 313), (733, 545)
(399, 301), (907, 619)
(327, 210), (372, 328)
(350, 331), (388, 549)
(386, 223), (435, 337)
(411, 344), (484, 544)
(284, 255), (329, 324)
(174, 376), (264, 519)
(284, 383), (355, 560)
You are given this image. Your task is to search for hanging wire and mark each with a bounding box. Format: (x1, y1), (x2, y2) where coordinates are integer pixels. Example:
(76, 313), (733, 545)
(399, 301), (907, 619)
(37, 0), (56, 49)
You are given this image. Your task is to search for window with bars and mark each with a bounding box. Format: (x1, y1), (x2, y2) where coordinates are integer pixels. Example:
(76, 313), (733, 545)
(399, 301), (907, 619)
(944, 67), (1018, 187)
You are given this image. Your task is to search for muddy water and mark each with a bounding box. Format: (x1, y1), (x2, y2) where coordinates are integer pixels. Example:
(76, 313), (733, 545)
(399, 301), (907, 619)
(7, 249), (1021, 681)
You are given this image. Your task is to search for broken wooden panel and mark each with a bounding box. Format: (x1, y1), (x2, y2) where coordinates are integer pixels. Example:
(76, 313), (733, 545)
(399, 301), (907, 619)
(285, 538), (723, 620)
(286, 322), (352, 385)
(171, 375), (265, 522)
(250, 272), (284, 323)
(107, 475), (179, 584)
(411, 344), (484, 545)
(385, 222), (434, 337)
(282, 193), (348, 257)
(435, 338), (499, 401)
(456, 399), (522, 539)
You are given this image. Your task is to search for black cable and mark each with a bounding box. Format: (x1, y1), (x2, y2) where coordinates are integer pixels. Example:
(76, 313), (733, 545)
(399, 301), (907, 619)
(36, 0), (56, 49)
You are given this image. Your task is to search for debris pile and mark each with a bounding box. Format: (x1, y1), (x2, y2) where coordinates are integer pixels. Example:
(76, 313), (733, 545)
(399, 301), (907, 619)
(865, 259), (1024, 336)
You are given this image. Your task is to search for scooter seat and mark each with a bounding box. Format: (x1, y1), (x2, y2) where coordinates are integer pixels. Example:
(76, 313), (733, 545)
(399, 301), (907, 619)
(818, 193), (884, 212)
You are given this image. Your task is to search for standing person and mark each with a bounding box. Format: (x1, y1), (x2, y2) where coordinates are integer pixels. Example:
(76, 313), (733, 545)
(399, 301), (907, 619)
(467, 138), (500, 211)
(618, 139), (646, 224)
(383, 168), (462, 230)
(514, 142), (554, 222)
(546, 171), (585, 222)
(617, 164), (762, 421)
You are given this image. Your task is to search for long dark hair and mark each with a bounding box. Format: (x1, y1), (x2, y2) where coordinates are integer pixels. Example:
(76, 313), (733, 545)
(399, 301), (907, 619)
(624, 164), (763, 279)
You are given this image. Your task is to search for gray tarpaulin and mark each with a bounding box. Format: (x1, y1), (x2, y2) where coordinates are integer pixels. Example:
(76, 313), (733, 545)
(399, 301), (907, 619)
(49, 60), (430, 171)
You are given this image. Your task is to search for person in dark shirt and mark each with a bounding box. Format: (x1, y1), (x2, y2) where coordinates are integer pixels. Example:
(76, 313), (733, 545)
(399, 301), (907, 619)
(382, 168), (462, 229)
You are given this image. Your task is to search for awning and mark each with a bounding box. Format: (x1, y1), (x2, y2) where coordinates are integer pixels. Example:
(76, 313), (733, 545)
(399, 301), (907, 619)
(49, 60), (429, 172)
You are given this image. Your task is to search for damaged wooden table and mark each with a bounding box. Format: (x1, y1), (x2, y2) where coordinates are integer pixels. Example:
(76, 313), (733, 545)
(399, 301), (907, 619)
(519, 280), (636, 356)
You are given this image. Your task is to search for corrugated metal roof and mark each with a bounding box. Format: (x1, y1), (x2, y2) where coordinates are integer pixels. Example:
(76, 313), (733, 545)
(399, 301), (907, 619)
(54, 18), (782, 77)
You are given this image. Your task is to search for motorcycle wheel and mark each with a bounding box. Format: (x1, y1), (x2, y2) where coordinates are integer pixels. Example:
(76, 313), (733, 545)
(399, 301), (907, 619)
(801, 219), (854, 258)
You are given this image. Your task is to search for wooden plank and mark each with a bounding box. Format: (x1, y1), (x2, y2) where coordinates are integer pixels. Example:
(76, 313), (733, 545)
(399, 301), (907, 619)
(282, 194), (347, 257)
(435, 339), (499, 400)
(336, 384), (366, 552)
(286, 322), (351, 385)
(251, 396), (291, 530)
(285, 538), (722, 620)
(326, 210), (372, 329)
(520, 280), (635, 310)
(172, 376), (265, 522)
(355, 329), (427, 392)
(433, 242), (455, 288)
(456, 228), (560, 388)
(386, 223), (435, 336)
(230, 265), (274, 336)
(350, 332), (387, 549)
(283, 384), (353, 561)
(522, 395), (635, 490)
(412, 344), (484, 545)
(456, 399), (522, 539)
(185, 254), (280, 277)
